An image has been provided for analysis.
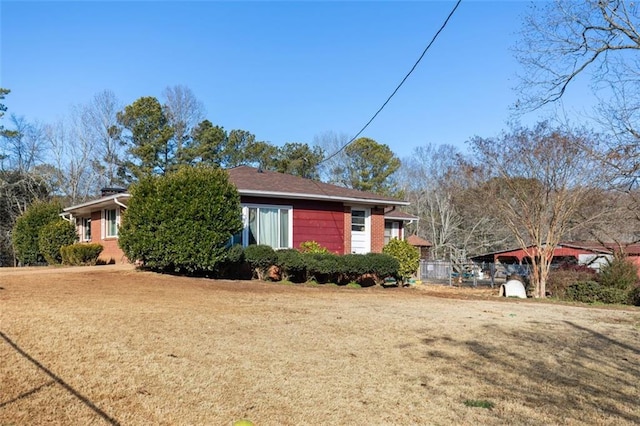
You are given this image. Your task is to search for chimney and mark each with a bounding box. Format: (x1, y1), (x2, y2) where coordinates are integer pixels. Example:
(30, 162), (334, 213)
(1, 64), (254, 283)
(101, 187), (127, 197)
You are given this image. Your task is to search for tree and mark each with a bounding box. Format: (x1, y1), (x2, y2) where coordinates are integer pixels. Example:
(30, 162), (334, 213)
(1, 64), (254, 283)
(468, 122), (605, 298)
(517, 0), (640, 189)
(75, 90), (123, 188)
(1, 114), (46, 172)
(272, 142), (324, 179)
(188, 119), (227, 166)
(117, 96), (174, 181)
(329, 137), (401, 195)
(12, 200), (62, 266)
(0, 170), (49, 266)
(118, 165), (243, 274)
(162, 85), (205, 164)
(38, 219), (78, 265)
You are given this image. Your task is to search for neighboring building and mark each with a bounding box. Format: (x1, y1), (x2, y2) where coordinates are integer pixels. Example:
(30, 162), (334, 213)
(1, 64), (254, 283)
(62, 166), (412, 263)
(470, 241), (640, 276)
(406, 235), (433, 260)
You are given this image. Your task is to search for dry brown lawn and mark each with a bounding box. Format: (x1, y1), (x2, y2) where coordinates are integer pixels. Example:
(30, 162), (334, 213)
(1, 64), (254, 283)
(1, 265), (639, 425)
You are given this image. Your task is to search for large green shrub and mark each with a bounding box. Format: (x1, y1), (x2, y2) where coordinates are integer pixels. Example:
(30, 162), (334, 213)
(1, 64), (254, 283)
(276, 249), (306, 282)
(366, 252), (400, 279)
(598, 255), (639, 291)
(547, 265), (597, 299)
(61, 243), (104, 266)
(118, 165), (243, 274)
(382, 238), (419, 282)
(244, 244), (277, 280)
(38, 220), (78, 265)
(12, 201), (63, 266)
(565, 280), (629, 304)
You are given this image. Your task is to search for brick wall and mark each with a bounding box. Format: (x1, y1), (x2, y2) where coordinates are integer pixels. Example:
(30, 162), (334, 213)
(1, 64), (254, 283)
(343, 206), (351, 254)
(370, 207), (385, 253)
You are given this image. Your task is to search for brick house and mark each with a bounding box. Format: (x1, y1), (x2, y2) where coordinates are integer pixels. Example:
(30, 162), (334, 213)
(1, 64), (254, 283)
(62, 166), (413, 263)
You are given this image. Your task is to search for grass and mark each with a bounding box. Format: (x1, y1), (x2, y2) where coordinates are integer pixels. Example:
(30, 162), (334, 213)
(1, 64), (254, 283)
(1, 265), (639, 425)
(464, 399), (495, 409)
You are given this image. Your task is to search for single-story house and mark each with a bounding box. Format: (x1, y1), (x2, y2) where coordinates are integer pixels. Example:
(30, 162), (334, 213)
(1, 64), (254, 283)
(62, 166), (414, 263)
(470, 241), (640, 276)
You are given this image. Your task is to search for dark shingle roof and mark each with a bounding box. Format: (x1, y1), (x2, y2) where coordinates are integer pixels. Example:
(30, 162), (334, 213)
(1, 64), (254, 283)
(227, 166), (407, 206)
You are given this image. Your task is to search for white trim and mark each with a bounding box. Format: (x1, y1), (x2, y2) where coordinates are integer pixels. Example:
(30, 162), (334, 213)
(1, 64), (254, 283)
(102, 207), (119, 239)
(63, 193), (130, 213)
(238, 189), (409, 206)
(350, 207), (371, 254)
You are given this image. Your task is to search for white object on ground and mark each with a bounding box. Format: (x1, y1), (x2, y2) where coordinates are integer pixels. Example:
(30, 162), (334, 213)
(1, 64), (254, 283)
(499, 279), (527, 298)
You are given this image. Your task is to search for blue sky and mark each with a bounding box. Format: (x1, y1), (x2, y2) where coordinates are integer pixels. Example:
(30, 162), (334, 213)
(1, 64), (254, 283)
(1, 1), (595, 160)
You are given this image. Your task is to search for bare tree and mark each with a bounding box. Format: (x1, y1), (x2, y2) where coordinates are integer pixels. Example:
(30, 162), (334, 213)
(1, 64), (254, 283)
(77, 90), (123, 188)
(162, 85), (205, 162)
(0, 114), (46, 172)
(469, 122), (605, 298)
(517, 0), (640, 189)
(313, 131), (351, 184)
(44, 119), (98, 203)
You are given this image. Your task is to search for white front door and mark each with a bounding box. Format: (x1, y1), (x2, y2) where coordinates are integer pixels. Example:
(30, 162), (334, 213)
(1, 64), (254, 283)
(350, 208), (370, 254)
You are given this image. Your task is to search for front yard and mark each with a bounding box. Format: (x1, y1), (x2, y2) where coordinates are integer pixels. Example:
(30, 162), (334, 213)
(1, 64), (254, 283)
(1, 265), (639, 425)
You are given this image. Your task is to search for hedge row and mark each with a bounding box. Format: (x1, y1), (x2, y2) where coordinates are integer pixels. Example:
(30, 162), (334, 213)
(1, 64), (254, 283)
(219, 244), (399, 286)
(61, 243), (104, 266)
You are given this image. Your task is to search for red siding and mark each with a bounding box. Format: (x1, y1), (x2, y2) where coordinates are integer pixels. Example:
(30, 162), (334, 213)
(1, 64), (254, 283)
(241, 196), (345, 254)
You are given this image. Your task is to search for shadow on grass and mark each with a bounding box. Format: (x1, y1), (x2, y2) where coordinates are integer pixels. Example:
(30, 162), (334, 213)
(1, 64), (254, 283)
(416, 320), (640, 424)
(0, 330), (120, 425)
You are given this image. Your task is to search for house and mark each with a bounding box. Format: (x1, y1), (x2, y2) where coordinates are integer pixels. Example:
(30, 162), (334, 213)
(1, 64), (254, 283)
(62, 166), (413, 263)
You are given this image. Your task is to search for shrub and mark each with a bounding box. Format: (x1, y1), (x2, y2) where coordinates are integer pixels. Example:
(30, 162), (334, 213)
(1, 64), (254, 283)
(565, 281), (602, 303)
(598, 255), (639, 291)
(366, 252), (400, 280)
(302, 252), (340, 283)
(382, 238), (419, 283)
(118, 165), (243, 274)
(61, 243), (104, 266)
(628, 285), (640, 306)
(299, 240), (330, 254)
(276, 249), (306, 282)
(38, 220), (78, 265)
(244, 244), (278, 280)
(12, 201), (63, 266)
(218, 244), (247, 279)
(547, 268), (596, 299)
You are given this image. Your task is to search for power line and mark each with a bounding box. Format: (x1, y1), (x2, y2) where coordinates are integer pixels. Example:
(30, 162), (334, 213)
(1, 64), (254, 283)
(320, 0), (462, 165)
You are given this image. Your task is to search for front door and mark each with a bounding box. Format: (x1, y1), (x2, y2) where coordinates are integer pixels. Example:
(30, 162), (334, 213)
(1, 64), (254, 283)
(350, 208), (370, 254)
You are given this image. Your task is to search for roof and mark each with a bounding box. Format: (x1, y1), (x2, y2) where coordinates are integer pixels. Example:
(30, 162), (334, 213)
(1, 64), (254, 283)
(384, 207), (418, 221)
(227, 166), (408, 206)
(63, 193), (130, 216)
(470, 241), (640, 262)
(63, 166), (409, 214)
(407, 235), (432, 247)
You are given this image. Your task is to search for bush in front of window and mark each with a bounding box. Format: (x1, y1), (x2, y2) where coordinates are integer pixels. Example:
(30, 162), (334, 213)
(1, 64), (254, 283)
(118, 165), (243, 274)
(61, 243), (104, 266)
(12, 201), (64, 266)
(38, 219), (78, 265)
(244, 244), (278, 280)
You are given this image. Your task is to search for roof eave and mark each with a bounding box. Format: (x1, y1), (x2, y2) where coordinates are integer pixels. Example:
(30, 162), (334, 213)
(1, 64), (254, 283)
(238, 189), (409, 206)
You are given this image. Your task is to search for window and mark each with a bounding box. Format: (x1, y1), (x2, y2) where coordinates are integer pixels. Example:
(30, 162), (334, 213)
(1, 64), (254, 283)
(104, 208), (118, 238)
(351, 210), (365, 232)
(241, 205), (292, 249)
(384, 222), (400, 245)
(82, 217), (91, 241)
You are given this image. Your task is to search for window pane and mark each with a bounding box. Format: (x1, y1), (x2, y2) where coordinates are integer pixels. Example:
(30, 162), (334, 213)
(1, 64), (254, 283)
(259, 208), (278, 247)
(248, 208), (257, 245)
(352, 210), (365, 232)
(84, 218), (91, 241)
(280, 209), (289, 248)
(106, 209), (117, 237)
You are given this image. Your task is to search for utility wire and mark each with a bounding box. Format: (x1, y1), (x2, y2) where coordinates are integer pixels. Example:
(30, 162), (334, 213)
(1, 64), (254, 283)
(320, 0), (462, 165)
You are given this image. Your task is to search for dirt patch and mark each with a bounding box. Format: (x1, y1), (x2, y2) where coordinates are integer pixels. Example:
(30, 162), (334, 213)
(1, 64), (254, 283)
(1, 266), (639, 425)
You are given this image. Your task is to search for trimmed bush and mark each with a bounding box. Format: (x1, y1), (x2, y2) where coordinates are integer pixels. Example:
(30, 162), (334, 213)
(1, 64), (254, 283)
(302, 252), (340, 283)
(38, 220), (78, 265)
(218, 244), (247, 279)
(382, 238), (419, 282)
(12, 201), (63, 266)
(366, 252), (400, 280)
(244, 244), (277, 280)
(61, 243), (104, 266)
(299, 240), (330, 254)
(276, 249), (306, 282)
(118, 165), (243, 274)
(628, 286), (640, 306)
